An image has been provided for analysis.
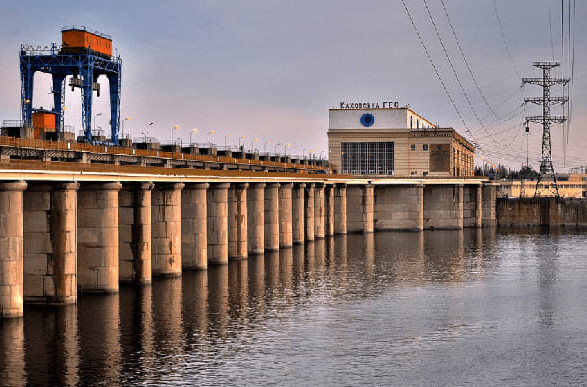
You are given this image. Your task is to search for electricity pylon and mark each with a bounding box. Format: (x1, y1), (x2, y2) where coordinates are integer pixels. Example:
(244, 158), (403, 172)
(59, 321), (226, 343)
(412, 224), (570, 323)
(522, 61), (569, 198)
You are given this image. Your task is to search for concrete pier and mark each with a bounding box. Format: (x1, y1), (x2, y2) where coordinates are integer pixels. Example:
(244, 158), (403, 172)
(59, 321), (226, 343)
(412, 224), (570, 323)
(334, 184), (347, 235)
(182, 183), (209, 269)
(314, 183), (325, 239)
(304, 183), (315, 241)
(207, 183), (230, 264)
(423, 184), (463, 230)
(324, 185), (335, 236)
(292, 183), (305, 244)
(24, 182), (79, 304)
(279, 183), (293, 248)
(374, 184), (423, 231)
(77, 182), (122, 293)
(228, 183), (248, 259)
(482, 184), (497, 227)
(463, 184), (483, 228)
(0, 182), (27, 317)
(119, 182), (153, 284)
(151, 183), (184, 277)
(247, 183), (265, 255)
(347, 184), (374, 233)
(264, 183), (280, 252)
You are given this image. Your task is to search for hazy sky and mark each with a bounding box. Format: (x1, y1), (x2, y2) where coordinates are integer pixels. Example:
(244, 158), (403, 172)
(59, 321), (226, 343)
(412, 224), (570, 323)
(0, 0), (585, 170)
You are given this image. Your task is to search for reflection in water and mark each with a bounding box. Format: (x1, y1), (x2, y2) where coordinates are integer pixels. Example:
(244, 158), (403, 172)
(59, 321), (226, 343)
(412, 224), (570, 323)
(4, 230), (587, 385)
(24, 305), (79, 386)
(0, 319), (26, 385)
(207, 265), (228, 340)
(78, 294), (121, 385)
(119, 285), (154, 384)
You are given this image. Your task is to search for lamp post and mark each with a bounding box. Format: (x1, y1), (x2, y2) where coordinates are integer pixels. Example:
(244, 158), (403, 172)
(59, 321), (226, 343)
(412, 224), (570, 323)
(264, 140), (270, 153)
(238, 135), (246, 151)
(284, 143), (290, 156)
(275, 143), (281, 154)
(94, 112), (102, 132)
(224, 133), (231, 149)
(141, 131), (148, 143)
(250, 138), (258, 152)
(121, 116), (130, 139)
(208, 130), (214, 148)
(171, 124), (180, 144)
(190, 128), (198, 145)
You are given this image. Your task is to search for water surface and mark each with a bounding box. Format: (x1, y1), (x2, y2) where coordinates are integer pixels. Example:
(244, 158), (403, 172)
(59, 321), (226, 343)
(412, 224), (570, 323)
(1, 229), (587, 385)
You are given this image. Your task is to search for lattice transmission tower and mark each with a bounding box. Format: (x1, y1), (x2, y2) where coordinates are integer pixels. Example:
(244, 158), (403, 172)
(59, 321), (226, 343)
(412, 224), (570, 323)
(522, 61), (569, 197)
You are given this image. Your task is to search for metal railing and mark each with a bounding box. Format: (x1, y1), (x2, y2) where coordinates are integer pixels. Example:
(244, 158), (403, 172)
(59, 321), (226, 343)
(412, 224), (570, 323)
(0, 136), (328, 172)
(1, 120), (24, 128)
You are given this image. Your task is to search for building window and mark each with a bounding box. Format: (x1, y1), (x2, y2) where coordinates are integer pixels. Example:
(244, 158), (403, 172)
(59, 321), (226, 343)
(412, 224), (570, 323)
(341, 142), (394, 175)
(411, 144), (416, 151)
(423, 171), (429, 176)
(410, 116), (413, 128)
(423, 144), (429, 151)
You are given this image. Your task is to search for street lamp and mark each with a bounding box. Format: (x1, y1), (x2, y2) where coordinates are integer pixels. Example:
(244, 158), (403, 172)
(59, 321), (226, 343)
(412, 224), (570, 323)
(141, 131), (148, 143)
(284, 142), (290, 156)
(275, 143), (281, 154)
(208, 130), (214, 148)
(238, 135), (246, 150)
(190, 128), (198, 145)
(94, 112), (102, 132)
(171, 124), (180, 144)
(224, 133), (231, 149)
(250, 137), (258, 152)
(121, 116), (130, 138)
(264, 140), (270, 153)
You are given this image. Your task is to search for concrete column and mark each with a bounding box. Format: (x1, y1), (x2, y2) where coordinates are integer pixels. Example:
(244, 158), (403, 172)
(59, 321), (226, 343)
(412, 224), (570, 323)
(264, 183), (280, 252)
(0, 181), (27, 318)
(423, 184), (464, 230)
(475, 184), (483, 228)
(314, 183), (325, 239)
(78, 182), (122, 293)
(292, 183), (305, 244)
(228, 183), (248, 260)
(373, 184), (423, 231)
(346, 184), (374, 233)
(279, 183), (293, 248)
(334, 184), (347, 235)
(463, 184), (483, 228)
(152, 183), (184, 277)
(182, 183), (209, 269)
(119, 182), (153, 284)
(247, 183), (265, 255)
(304, 183), (315, 241)
(207, 182), (229, 264)
(482, 183), (497, 227)
(324, 185), (335, 236)
(24, 182), (79, 304)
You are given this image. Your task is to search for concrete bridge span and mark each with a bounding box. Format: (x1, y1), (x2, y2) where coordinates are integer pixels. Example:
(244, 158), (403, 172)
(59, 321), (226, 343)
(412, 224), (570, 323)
(0, 161), (496, 318)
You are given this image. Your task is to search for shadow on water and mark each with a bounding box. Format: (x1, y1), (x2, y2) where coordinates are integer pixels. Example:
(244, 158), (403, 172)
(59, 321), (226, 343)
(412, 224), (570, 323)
(4, 227), (587, 385)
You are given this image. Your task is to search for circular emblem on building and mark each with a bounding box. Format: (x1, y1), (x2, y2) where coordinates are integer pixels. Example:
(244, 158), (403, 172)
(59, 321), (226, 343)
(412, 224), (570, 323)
(360, 113), (374, 127)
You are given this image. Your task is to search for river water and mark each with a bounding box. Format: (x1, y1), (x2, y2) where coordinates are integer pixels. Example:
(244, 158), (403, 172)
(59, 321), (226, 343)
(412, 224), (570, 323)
(1, 229), (587, 386)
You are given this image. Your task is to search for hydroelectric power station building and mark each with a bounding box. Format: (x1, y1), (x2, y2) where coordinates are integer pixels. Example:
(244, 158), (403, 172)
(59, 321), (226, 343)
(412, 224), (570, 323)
(327, 102), (475, 177)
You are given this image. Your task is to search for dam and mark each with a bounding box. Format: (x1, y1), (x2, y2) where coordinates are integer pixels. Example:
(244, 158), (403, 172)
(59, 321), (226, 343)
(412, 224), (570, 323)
(0, 159), (496, 318)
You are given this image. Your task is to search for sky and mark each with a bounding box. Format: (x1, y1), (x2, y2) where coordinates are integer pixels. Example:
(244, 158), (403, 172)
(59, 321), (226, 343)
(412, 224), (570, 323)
(0, 0), (585, 170)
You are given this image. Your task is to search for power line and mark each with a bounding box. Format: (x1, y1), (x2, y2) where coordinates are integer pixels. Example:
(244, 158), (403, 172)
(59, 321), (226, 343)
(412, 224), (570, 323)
(492, 0), (521, 78)
(421, 0), (504, 148)
(438, 0), (504, 121)
(398, 0), (488, 160)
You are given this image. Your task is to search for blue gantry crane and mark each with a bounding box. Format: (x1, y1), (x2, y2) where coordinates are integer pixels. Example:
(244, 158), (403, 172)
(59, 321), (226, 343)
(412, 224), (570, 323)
(20, 26), (122, 144)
